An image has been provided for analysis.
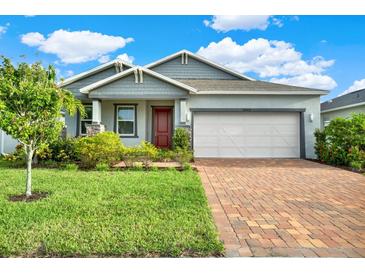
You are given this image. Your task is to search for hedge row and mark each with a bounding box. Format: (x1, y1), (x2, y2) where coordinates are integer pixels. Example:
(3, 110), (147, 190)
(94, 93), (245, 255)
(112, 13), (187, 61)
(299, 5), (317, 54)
(314, 113), (365, 170)
(5, 128), (193, 169)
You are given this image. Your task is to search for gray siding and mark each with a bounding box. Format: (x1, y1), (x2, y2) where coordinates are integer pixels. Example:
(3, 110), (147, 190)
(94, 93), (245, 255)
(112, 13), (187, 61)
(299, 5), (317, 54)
(321, 105), (365, 128)
(150, 56), (240, 80)
(89, 74), (189, 99)
(65, 100), (174, 147)
(63, 67), (117, 99)
(101, 100), (147, 146)
(187, 94), (321, 159)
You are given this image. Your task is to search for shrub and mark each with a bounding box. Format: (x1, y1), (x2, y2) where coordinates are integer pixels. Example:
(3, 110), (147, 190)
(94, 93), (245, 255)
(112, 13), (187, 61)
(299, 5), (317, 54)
(122, 141), (158, 168)
(35, 137), (78, 163)
(131, 162), (144, 171)
(155, 149), (175, 162)
(75, 132), (124, 168)
(122, 147), (140, 168)
(314, 113), (365, 169)
(138, 141), (158, 167)
(350, 161), (363, 171)
(40, 160), (62, 169)
(36, 144), (53, 161)
(63, 163), (79, 171)
(174, 148), (193, 165)
(96, 162), (110, 171)
(172, 128), (191, 151)
(314, 129), (328, 162)
(3, 144), (26, 167)
(49, 138), (79, 162)
(182, 162), (193, 171)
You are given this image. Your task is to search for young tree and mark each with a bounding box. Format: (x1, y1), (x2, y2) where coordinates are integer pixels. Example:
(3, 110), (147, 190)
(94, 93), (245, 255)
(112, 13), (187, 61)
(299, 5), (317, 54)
(0, 57), (84, 197)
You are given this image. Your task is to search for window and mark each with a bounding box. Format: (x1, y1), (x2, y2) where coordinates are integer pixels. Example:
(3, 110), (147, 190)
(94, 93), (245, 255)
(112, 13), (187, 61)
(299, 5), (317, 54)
(80, 105), (92, 135)
(116, 105), (136, 136)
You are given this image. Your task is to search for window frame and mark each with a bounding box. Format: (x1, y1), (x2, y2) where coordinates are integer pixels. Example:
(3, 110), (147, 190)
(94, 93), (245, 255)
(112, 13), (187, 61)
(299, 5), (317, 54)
(79, 104), (93, 136)
(115, 104), (138, 137)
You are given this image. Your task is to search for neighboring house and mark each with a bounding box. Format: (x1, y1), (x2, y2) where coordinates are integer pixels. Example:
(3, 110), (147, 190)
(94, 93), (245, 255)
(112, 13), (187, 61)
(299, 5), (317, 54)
(1, 50), (328, 159)
(0, 130), (19, 154)
(321, 88), (365, 127)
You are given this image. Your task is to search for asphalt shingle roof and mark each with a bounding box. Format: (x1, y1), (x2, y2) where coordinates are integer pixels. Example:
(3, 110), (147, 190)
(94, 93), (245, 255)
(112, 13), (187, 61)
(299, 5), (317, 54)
(178, 79), (327, 92)
(321, 88), (365, 111)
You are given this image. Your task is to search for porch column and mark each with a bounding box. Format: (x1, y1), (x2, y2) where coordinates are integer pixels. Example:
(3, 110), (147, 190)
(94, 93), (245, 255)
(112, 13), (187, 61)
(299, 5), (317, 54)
(180, 99), (187, 123)
(92, 99), (102, 124)
(87, 100), (105, 136)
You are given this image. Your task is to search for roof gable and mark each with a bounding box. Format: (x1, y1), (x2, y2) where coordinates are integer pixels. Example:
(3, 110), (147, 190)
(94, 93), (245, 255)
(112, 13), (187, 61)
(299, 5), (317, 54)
(58, 59), (133, 88)
(80, 66), (197, 94)
(144, 50), (253, 80)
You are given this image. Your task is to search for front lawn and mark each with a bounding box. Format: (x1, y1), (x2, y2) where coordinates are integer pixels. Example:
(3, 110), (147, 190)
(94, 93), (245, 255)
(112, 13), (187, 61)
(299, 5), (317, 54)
(0, 162), (223, 257)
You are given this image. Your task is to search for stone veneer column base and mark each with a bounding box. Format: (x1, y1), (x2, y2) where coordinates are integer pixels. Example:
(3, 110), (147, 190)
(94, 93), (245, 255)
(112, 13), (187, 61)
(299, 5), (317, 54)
(86, 123), (105, 136)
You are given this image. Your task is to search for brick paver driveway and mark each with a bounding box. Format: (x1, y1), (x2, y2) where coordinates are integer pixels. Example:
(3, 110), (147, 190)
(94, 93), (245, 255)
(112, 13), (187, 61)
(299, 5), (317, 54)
(196, 159), (365, 257)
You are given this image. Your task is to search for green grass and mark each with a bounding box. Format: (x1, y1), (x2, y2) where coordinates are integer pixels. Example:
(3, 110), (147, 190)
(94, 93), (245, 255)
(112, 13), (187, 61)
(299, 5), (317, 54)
(0, 161), (223, 257)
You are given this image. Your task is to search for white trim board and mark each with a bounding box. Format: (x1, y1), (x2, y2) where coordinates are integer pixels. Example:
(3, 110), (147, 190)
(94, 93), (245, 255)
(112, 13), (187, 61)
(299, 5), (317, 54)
(144, 49), (254, 81)
(194, 90), (328, 95)
(80, 66), (198, 94)
(321, 101), (365, 113)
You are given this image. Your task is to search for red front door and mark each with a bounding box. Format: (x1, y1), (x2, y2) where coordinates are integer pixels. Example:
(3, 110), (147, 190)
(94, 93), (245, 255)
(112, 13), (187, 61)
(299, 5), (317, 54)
(153, 107), (172, 148)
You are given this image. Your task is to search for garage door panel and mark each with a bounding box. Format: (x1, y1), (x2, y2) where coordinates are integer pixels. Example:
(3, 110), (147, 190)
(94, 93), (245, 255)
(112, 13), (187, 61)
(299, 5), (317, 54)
(194, 112), (300, 158)
(193, 136), (218, 146)
(195, 147), (220, 158)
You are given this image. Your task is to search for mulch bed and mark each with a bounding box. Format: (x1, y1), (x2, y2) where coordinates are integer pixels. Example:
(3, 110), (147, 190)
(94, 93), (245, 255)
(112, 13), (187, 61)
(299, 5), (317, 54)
(307, 159), (364, 174)
(8, 192), (49, 202)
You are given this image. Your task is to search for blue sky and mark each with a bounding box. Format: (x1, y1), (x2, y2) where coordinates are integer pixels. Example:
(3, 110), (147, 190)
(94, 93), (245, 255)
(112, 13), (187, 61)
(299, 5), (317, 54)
(0, 15), (365, 101)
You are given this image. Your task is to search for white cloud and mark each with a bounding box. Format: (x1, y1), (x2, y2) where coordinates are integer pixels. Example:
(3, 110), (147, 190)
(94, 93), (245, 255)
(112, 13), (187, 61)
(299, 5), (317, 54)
(98, 55), (110, 64)
(204, 16), (285, 32)
(271, 74), (337, 90)
(117, 53), (134, 64)
(272, 18), (284, 28)
(21, 29), (134, 64)
(339, 78), (365, 96)
(197, 37), (337, 90)
(20, 32), (45, 46)
(0, 22), (10, 37)
(55, 68), (74, 80)
(65, 70), (74, 77)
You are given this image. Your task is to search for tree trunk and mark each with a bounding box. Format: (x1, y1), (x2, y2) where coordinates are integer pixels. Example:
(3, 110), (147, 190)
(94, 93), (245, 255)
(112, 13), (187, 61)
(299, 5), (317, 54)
(25, 145), (34, 197)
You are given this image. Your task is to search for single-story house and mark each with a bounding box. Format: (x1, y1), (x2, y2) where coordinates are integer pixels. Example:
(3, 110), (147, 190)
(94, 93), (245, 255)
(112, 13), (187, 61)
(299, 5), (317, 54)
(1, 50), (328, 158)
(321, 88), (365, 127)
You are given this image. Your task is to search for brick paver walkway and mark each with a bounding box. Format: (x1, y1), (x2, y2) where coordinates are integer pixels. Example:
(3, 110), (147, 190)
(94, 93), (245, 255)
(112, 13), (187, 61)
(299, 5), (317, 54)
(196, 159), (365, 257)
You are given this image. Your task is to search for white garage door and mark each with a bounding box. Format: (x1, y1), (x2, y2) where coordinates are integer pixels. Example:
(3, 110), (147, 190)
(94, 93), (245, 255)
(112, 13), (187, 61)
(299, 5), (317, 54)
(193, 112), (300, 158)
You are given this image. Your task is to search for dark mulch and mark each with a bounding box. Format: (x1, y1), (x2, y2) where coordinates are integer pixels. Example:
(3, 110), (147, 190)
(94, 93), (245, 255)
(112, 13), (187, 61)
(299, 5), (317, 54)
(8, 192), (49, 202)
